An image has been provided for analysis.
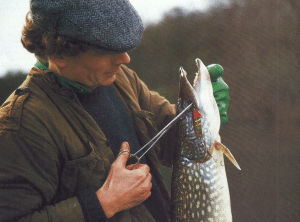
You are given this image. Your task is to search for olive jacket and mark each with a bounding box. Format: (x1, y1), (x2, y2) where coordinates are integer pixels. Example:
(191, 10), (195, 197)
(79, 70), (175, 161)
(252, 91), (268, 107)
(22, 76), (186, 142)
(0, 65), (177, 222)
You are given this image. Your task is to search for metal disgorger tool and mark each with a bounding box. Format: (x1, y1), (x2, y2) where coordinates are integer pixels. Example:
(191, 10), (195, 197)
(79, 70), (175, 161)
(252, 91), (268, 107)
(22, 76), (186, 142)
(119, 103), (193, 170)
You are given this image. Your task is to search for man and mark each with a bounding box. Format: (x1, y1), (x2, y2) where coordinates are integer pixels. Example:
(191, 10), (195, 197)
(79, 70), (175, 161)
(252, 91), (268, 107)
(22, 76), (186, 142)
(0, 0), (229, 221)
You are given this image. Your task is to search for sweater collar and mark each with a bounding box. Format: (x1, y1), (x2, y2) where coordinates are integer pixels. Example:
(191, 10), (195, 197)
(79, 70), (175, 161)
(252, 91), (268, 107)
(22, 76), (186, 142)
(34, 60), (91, 93)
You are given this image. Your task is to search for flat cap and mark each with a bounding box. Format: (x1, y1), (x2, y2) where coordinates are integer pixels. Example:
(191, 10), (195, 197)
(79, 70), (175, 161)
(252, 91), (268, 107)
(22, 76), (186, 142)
(30, 0), (144, 54)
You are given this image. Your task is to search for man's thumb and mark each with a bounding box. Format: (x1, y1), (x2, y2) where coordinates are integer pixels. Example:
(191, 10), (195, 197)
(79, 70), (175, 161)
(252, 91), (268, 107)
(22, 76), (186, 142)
(116, 142), (130, 167)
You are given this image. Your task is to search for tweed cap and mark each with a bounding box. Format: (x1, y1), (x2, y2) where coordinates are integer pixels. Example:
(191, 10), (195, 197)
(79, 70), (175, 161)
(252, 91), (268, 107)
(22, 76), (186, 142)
(30, 0), (144, 54)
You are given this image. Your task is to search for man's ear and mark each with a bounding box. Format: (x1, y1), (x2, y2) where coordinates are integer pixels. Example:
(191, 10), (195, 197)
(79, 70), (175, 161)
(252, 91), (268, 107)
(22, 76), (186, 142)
(48, 56), (68, 68)
(48, 56), (68, 74)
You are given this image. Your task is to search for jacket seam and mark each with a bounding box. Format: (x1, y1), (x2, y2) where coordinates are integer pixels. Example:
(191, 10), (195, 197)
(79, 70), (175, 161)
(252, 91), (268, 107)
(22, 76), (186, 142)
(18, 127), (60, 157)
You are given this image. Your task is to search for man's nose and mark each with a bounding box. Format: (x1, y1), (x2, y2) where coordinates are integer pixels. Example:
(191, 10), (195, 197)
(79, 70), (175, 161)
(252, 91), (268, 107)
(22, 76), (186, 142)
(112, 53), (131, 65)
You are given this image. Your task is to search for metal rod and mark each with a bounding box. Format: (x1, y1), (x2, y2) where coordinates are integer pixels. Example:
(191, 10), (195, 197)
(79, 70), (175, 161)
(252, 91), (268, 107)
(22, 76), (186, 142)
(133, 103), (193, 157)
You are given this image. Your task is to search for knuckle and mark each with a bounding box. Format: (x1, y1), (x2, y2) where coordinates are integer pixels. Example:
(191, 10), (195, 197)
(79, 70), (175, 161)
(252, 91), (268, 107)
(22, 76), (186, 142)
(144, 165), (150, 171)
(149, 182), (152, 190)
(140, 164), (150, 171)
(135, 170), (144, 178)
(142, 181), (152, 191)
(145, 191), (151, 199)
(136, 171), (149, 180)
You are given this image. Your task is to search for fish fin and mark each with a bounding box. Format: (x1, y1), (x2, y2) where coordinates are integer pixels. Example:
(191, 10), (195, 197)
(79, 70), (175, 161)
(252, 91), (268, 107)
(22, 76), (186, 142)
(215, 142), (241, 170)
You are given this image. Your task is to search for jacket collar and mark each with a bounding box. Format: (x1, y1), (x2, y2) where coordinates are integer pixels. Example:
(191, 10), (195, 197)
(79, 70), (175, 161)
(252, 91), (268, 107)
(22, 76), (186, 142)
(34, 60), (91, 94)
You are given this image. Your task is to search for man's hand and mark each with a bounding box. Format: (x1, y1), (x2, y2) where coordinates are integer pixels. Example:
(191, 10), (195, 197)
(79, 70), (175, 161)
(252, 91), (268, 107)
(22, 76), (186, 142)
(96, 142), (152, 218)
(207, 64), (230, 125)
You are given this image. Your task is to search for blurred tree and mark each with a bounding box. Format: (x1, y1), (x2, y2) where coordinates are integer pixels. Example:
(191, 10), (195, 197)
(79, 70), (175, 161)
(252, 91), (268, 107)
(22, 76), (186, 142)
(0, 71), (27, 106)
(128, 0), (300, 221)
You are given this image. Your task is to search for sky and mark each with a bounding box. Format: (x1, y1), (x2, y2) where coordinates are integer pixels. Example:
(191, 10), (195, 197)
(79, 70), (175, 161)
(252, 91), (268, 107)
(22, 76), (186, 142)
(0, 0), (224, 76)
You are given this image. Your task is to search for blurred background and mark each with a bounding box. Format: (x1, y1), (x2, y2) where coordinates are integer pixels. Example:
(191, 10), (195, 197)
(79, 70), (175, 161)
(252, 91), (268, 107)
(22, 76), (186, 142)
(1, 0), (299, 221)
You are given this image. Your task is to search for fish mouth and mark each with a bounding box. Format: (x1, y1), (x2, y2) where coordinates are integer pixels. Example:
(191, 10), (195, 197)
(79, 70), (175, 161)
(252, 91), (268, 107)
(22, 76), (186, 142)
(177, 66), (213, 162)
(177, 67), (199, 111)
(176, 58), (241, 169)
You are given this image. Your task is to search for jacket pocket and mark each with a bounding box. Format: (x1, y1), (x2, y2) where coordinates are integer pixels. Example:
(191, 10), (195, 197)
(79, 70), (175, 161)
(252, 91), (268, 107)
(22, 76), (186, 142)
(56, 141), (107, 202)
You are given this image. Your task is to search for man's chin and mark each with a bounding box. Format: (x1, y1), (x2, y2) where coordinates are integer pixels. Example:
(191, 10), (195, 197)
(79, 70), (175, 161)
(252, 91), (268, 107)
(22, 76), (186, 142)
(96, 75), (117, 87)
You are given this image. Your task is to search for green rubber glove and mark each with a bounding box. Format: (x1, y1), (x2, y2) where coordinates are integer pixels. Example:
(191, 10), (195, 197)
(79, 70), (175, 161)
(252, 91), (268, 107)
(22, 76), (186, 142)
(207, 64), (229, 125)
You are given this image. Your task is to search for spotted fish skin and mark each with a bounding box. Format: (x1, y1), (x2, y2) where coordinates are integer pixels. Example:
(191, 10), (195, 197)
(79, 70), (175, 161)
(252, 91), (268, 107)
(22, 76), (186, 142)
(171, 59), (236, 222)
(171, 113), (231, 222)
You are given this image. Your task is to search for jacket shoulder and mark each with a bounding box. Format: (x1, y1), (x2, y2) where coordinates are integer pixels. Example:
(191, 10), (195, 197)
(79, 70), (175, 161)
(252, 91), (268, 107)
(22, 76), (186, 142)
(0, 68), (61, 133)
(0, 75), (31, 131)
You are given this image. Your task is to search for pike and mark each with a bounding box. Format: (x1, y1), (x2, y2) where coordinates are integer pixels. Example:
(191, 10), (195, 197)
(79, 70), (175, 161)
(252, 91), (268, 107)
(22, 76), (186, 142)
(171, 58), (241, 222)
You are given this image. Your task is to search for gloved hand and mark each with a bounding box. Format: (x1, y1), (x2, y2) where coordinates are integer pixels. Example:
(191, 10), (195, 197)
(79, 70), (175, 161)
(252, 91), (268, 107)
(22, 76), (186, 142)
(207, 64), (229, 125)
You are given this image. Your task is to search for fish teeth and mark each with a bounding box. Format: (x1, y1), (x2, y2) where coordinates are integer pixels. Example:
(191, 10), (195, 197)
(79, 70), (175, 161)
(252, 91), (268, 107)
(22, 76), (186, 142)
(180, 67), (187, 77)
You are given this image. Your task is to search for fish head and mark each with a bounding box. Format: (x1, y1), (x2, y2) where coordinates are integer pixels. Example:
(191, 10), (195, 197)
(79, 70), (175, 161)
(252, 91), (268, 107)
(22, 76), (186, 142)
(177, 65), (215, 162)
(177, 59), (241, 169)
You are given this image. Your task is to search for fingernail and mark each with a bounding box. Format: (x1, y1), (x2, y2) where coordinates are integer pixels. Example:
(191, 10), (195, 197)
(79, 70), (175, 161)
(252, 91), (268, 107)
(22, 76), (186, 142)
(120, 142), (129, 152)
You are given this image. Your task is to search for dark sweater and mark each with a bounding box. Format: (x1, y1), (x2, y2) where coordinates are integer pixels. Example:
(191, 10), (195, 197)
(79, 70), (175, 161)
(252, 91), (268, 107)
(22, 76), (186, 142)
(76, 85), (169, 222)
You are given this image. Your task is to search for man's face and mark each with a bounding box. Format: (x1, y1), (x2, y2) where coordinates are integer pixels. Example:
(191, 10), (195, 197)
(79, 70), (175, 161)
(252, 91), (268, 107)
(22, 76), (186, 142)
(60, 50), (130, 90)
